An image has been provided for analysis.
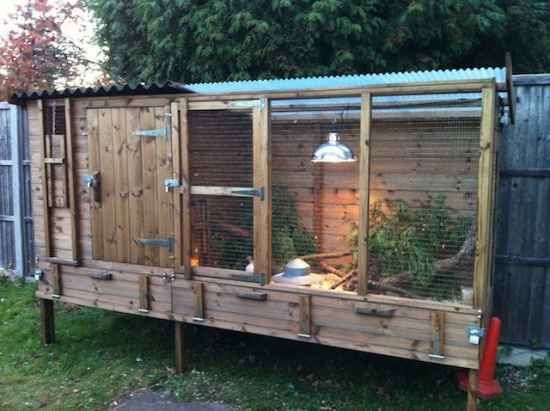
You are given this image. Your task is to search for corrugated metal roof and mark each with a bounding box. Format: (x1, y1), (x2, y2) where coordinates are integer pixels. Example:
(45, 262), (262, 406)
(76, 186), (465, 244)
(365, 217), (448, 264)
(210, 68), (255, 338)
(185, 67), (506, 94)
(11, 81), (191, 102)
(11, 67), (506, 103)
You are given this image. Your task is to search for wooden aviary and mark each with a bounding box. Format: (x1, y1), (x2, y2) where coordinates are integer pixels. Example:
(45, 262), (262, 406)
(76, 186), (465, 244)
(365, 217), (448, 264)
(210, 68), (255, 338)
(15, 74), (510, 411)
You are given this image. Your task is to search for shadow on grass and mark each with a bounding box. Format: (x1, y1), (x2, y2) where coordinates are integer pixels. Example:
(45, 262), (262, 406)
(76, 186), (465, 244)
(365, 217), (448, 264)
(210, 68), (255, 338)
(0, 280), (548, 410)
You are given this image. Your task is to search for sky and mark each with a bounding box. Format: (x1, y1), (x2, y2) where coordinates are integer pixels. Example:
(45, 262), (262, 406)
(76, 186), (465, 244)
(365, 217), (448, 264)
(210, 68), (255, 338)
(0, 0), (104, 86)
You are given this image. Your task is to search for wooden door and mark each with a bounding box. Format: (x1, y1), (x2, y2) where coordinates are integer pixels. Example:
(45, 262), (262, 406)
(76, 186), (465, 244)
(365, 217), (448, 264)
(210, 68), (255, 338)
(180, 99), (271, 283)
(87, 106), (175, 267)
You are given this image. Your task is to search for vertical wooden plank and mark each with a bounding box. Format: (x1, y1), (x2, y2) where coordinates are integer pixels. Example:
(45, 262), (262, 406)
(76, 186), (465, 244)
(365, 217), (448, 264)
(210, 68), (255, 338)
(98, 108), (116, 261)
(141, 107), (158, 266)
(112, 108), (130, 262)
(171, 101), (183, 272)
(486, 116), (500, 319)
(39, 299), (55, 345)
(45, 129), (53, 208)
(357, 92), (372, 296)
(474, 83), (496, 310)
(51, 264), (62, 298)
(298, 295), (312, 338)
(174, 322), (185, 374)
(430, 311), (446, 358)
(192, 282), (205, 320)
(138, 274), (151, 312)
(127, 108), (145, 264)
(87, 109), (103, 259)
(253, 98), (271, 282)
(505, 52), (515, 125)
(38, 100), (52, 257)
(179, 98), (192, 279)
(467, 369), (478, 411)
(59, 117), (69, 208)
(64, 99), (79, 263)
(156, 106), (173, 267)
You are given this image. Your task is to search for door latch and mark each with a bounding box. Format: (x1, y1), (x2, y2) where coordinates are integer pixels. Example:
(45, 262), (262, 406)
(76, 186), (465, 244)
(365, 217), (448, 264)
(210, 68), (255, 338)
(84, 173), (99, 188)
(84, 172), (101, 203)
(164, 178), (182, 192)
(466, 325), (485, 345)
(230, 187), (264, 200)
(134, 237), (174, 251)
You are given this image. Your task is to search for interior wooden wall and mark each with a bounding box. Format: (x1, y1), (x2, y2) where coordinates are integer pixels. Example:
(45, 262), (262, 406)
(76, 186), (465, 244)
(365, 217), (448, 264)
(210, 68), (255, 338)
(271, 117), (480, 259)
(27, 97), (480, 275)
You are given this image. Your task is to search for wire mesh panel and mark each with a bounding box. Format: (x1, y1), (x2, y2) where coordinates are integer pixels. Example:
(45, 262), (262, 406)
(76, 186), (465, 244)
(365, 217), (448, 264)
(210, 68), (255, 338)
(270, 102), (361, 290)
(189, 110), (254, 272)
(367, 102), (481, 302)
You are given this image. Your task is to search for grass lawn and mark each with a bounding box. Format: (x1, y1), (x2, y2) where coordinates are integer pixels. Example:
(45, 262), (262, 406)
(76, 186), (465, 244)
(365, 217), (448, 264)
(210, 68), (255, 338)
(1, 278), (549, 411)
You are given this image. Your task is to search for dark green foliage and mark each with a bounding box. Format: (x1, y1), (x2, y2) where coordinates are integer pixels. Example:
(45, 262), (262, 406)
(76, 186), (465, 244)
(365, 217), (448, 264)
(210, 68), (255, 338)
(348, 195), (473, 294)
(207, 186), (316, 271)
(272, 185), (318, 271)
(87, 0), (550, 84)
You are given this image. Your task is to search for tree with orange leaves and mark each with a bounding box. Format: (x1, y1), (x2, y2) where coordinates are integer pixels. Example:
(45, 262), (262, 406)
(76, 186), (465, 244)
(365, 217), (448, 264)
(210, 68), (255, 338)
(0, 0), (88, 93)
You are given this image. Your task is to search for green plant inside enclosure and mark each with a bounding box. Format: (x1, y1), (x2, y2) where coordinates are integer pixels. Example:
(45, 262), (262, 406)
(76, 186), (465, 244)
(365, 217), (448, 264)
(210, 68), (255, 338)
(348, 194), (473, 298)
(208, 185), (317, 271)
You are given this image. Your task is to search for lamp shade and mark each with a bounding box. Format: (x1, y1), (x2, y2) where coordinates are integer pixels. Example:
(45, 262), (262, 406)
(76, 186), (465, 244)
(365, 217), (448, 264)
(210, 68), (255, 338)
(312, 132), (356, 163)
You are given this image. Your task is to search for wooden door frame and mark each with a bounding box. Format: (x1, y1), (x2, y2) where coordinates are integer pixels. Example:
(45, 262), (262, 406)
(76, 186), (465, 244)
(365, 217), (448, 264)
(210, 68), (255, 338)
(86, 104), (175, 267)
(176, 99), (271, 284)
(356, 81), (498, 307)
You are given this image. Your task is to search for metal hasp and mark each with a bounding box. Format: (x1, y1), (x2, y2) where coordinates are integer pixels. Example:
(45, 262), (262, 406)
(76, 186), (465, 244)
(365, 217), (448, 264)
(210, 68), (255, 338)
(466, 325), (485, 345)
(85, 172), (101, 203)
(84, 174), (99, 188)
(134, 237), (174, 251)
(134, 113), (171, 139)
(230, 187), (264, 200)
(164, 178), (182, 192)
(34, 269), (44, 281)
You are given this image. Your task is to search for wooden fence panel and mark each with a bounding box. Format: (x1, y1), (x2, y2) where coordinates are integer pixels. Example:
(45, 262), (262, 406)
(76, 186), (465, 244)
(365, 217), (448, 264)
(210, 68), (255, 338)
(494, 77), (550, 348)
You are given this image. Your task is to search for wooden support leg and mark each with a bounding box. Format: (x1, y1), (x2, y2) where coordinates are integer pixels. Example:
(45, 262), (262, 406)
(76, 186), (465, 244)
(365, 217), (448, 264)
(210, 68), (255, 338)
(174, 322), (185, 374)
(39, 299), (55, 345)
(467, 369), (479, 411)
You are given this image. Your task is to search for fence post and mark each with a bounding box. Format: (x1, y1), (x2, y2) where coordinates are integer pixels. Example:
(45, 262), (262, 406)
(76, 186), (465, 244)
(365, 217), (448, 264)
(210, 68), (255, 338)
(10, 104), (24, 277)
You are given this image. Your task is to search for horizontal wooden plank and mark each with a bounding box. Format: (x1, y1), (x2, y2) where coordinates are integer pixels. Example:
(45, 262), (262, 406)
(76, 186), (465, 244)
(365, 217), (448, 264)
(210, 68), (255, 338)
(35, 289), (479, 369)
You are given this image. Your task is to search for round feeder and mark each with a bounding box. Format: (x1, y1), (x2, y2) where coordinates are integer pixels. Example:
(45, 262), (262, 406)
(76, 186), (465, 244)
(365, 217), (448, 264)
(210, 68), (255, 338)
(272, 258), (323, 285)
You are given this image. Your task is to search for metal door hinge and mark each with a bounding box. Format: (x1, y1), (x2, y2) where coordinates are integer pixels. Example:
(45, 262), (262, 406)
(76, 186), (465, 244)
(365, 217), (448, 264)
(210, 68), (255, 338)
(134, 113), (171, 139)
(133, 128), (167, 138)
(230, 187), (264, 200)
(229, 100), (265, 110)
(466, 325), (485, 345)
(164, 178), (182, 192)
(134, 237), (174, 251)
